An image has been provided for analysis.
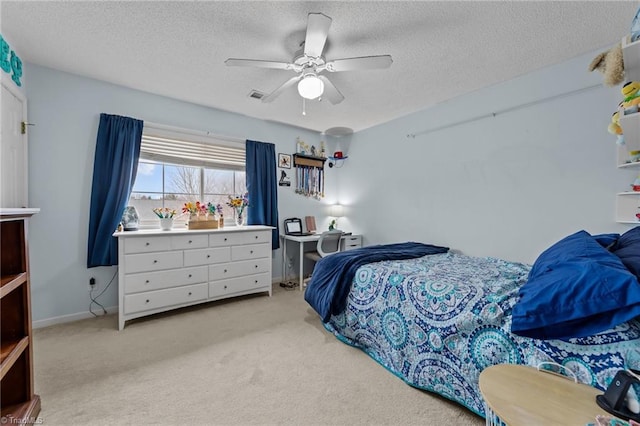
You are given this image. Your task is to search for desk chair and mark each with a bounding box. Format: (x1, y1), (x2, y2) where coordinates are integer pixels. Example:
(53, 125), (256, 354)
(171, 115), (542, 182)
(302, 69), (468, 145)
(303, 230), (343, 288)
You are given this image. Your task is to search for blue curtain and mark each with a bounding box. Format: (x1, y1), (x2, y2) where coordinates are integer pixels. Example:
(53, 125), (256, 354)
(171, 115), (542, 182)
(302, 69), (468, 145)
(246, 140), (279, 250)
(87, 114), (143, 267)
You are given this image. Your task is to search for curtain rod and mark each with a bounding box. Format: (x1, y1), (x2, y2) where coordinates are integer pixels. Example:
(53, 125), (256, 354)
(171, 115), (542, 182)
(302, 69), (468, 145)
(406, 84), (603, 139)
(143, 120), (246, 144)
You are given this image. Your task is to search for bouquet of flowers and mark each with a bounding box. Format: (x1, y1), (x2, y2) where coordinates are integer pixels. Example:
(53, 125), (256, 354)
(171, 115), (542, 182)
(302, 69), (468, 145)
(206, 202), (223, 217)
(152, 207), (177, 219)
(227, 193), (249, 225)
(182, 201), (208, 217)
(227, 193), (249, 214)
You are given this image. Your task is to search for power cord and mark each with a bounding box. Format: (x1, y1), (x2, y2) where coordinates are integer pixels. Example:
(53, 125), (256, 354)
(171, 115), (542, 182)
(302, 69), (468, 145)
(89, 267), (117, 317)
(279, 250), (298, 290)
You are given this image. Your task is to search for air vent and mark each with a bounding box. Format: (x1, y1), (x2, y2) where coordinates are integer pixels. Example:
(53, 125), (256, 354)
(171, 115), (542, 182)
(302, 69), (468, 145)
(248, 90), (265, 100)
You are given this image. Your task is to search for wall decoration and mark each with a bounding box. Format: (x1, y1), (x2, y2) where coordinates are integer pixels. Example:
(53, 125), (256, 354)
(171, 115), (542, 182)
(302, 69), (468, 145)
(292, 154), (326, 199)
(0, 34), (23, 87)
(279, 170), (291, 187)
(278, 153), (291, 169)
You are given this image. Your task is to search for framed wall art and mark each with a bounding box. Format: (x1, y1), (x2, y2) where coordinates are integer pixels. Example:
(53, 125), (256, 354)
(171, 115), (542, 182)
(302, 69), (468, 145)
(278, 153), (291, 169)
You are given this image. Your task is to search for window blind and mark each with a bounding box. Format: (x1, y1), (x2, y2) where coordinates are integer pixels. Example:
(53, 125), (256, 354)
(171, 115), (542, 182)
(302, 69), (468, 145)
(140, 131), (245, 171)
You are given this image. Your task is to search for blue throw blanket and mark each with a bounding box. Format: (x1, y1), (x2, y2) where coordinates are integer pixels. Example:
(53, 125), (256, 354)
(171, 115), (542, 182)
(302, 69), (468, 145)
(304, 242), (449, 322)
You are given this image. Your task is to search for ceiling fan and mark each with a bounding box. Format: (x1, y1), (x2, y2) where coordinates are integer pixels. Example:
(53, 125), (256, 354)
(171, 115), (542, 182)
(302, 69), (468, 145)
(225, 12), (393, 105)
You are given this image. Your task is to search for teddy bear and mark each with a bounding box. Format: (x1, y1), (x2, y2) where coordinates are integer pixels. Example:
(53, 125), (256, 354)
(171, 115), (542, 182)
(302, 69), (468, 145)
(588, 43), (625, 86)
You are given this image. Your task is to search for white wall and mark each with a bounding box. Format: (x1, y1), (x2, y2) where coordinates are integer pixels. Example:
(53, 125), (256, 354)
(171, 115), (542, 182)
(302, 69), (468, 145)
(24, 64), (339, 324)
(339, 49), (634, 264)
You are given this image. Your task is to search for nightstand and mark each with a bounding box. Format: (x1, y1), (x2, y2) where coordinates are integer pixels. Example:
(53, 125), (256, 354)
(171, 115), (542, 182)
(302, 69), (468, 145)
(479, 364), (611, 425)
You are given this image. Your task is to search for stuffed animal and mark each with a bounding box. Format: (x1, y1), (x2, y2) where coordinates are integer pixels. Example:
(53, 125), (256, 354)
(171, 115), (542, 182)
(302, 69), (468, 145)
(588, 43), (625, 86)
(609, 110), (625, 145)
(621, 82), (640, 115)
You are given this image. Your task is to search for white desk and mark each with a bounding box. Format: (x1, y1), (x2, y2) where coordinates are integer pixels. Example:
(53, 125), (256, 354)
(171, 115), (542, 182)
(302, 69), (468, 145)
(282, 233), (363, 290)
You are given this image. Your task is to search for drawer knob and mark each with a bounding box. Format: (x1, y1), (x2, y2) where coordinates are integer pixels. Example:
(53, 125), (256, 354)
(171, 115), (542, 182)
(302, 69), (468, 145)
(188, 274), (192, 278)
(145, 280), (150, 284)
(224, 269), (227, 273)
(255, 235), (258, 239)
(207, 254), (211, 258)
(188, 292), (192, 296)
(250, 250), (254, 254)
(224, 237), (228, 241)
(224, 285), (227, 289)
(255, 279), (258, 283)
(255, 265), (258, 268)
(146, 242), (150, 246)
(188, 240), (192, 244)
(145, 299), (150, 303)
(153, 260), (158, 263)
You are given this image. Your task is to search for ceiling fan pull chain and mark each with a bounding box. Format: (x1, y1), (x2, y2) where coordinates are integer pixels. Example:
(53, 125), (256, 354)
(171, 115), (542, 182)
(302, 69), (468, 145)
(302, 98), (306, 116)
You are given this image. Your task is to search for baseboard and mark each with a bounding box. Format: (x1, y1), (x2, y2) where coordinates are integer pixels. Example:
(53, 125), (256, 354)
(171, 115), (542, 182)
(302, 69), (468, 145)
(34, 279), (287, 329)
(33, 305), (119, 329)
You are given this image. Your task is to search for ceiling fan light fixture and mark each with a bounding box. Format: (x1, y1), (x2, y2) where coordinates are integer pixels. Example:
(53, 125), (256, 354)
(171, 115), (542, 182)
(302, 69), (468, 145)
(297, 74), (324, 99)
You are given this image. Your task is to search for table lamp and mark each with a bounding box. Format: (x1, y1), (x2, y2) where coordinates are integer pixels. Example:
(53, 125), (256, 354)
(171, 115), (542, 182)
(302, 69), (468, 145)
(329, 204), (344, 230)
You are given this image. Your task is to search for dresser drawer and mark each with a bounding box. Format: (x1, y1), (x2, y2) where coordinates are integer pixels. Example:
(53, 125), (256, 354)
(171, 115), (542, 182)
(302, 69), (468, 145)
(342, 235), (362, 251)
(124, 283), (208, 314)
(184, 247), (231, 266)
(209, 230), (271, 247)
(125, 236), (170, 254)
(124, 251), (183, 274)
(208, 273), (271, 298)
(124, 266), (208, 294)
(170, 234), (208, 250)
(231, 243), (270, 261)
(209, 258), (271, 281)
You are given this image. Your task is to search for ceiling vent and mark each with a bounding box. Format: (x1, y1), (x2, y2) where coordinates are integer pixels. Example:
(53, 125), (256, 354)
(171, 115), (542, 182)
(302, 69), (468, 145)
(248, 90), (265, 100)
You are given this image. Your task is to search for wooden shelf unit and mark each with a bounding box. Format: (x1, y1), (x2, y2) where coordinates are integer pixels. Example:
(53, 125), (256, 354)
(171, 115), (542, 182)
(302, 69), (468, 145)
(0, 208), (40, 424)
(293, 153), (327, 169)
(616, 36), (640, 224)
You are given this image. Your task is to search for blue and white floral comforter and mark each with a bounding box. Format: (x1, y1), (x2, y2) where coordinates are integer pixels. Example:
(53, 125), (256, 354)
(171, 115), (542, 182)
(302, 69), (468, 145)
(322, 252), (640, 417)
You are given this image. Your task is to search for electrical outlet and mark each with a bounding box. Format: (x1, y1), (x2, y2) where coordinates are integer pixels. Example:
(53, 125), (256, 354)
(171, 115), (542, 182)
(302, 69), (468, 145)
(88, 277), (97, 292)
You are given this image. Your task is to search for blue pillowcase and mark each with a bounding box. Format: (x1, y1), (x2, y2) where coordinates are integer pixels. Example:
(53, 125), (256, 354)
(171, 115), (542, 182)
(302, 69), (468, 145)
(511, 230), (640, 340)
(592, 233), (620, 249)
(609, 226), (640, 280)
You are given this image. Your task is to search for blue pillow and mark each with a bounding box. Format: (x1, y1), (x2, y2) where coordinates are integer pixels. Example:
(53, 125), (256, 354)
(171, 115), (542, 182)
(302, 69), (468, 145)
(511, 230), (640, 340)
(610, 226), (640, 280)
(527, 230), (606, 280)
(593, 233), (620, 249)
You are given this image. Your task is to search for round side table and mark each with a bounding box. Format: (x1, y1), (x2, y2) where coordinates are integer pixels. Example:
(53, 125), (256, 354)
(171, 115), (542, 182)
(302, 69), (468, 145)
(479, 364), (611, 425)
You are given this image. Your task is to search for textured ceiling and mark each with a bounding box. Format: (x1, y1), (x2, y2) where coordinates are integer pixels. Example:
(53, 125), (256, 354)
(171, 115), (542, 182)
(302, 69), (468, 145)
(2, 1), (637, 134)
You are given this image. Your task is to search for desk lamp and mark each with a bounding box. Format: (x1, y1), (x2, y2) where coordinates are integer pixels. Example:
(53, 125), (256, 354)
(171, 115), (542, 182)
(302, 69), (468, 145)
(329, 204), (344, 230)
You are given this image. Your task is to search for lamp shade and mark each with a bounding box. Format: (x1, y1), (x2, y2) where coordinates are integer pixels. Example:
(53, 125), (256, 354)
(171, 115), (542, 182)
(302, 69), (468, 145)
(329, 204), (344, 218)
(298, 74), (324, 100)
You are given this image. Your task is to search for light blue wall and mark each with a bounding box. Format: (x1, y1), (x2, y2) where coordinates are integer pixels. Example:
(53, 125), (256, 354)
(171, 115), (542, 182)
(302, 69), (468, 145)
(24, 64), (336, 323)
(339, 49), (633, 264)
(26, 46), (635, 323)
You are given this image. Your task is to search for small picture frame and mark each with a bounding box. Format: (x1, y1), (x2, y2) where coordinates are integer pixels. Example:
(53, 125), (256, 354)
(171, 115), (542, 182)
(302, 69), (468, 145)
(278, 153), (291, 169)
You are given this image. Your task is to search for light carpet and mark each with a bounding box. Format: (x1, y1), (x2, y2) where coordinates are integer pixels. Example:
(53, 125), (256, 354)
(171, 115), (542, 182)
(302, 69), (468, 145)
(33, 285), (484, 425)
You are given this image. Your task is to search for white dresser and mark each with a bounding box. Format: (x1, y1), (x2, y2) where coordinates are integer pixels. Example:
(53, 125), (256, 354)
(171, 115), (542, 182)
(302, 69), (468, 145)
(114, 226), (273, 330)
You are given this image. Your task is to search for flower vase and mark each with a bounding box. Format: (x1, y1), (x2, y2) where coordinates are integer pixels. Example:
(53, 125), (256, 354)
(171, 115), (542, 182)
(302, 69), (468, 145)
(160, 217), (173, 231)
(234, 209), (246, 227)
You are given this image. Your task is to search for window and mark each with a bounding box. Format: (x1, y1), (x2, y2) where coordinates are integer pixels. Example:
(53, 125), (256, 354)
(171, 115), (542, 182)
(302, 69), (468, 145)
(128, 124), (246, 227)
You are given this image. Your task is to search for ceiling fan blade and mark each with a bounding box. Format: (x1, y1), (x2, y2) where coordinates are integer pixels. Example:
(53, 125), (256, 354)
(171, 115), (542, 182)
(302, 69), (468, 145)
(261, 75), (302, 103)
(324, 55), (393, 72)
(304, 13), (332, 58)
(225, 58), (294, 71)
(317, 75), (344, 105)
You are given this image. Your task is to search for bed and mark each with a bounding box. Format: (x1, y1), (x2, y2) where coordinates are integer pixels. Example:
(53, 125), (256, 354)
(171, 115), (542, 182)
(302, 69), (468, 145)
(304, 231), (640, 417)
